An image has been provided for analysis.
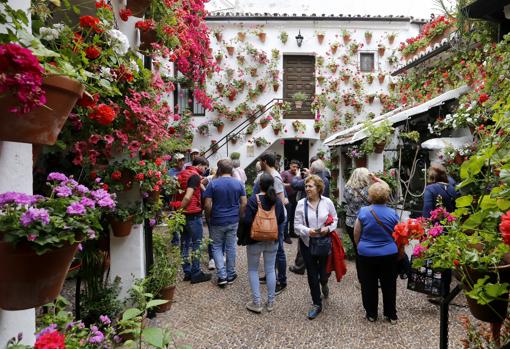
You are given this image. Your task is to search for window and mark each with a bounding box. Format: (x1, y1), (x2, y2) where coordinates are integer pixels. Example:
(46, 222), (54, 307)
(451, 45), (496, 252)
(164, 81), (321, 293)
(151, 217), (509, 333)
(359, 52), (375, 72)
(176, 85), (205, 116)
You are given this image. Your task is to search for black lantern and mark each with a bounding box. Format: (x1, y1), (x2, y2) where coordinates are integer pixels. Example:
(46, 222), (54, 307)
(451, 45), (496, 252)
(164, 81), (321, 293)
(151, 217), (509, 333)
(295, 30), (304, 47)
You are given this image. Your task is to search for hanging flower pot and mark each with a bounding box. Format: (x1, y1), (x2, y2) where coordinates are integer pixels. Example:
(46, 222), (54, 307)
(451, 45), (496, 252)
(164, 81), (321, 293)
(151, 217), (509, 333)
(314, 127), (320, 133)
(237, 56), (245, 65)
(272, 83), (280, 92)
(378, 74), (386, 84)
(250, 68), (258, 77)
(0, 241), (80, 310)
(126, 0), (151, 17)
(355, 156), (367, 168)
(215, 55), (223, 65)
(226, 46), (235, 56)
(331, 46), (338, 55)
(227, 91), (237, 102)
(342, 34), (350, 44)
(0, 75), (84, 145)
(317, 34), (325, 44)
(214, 32), (222, 42)
(317, 76), (325, 85)
(237, 32), (246, 42)
(378, 47), (386, 56)
(216, 124), (225, 133)
(374, 142), (386, 153)
(139, 28), (157, 51)
(257, 32), (266, 43)
(211, 140), (219, 153)
(110, 215), (135, 237)
(156, 285), (176, 313)
(457, 266), (510, 323)
(273, 128), (280, 136)
(366, 95), (375, 104)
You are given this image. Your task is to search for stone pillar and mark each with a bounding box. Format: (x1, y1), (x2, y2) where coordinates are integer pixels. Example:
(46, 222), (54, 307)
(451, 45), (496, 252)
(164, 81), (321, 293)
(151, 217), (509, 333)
(0, 142), (36, 346)
(367, 152), (384, 173)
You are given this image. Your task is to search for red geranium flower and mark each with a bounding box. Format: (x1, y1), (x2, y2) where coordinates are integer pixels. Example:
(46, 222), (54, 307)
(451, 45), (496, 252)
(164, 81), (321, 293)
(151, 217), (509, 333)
(85, 46), (101, 60)
(95, 0), (112, 10)
(478, 93), (489, 104)
(499, 211), (510, 245)
(89, 104), (116, 126)
(119, 8), (132, 21)
(77, 93), (98, 108)
(34, 331), (65, 349)
(135, 173), (145, 181)
(79, 16), (101, 32)
(111, 170), (122, 181)
(155, 158), (163, 166)
(135, 19), (156, 31)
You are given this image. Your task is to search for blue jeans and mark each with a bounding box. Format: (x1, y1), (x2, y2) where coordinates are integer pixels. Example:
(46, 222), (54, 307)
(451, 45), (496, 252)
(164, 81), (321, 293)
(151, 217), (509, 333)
(208, 235), (225, 260)
(209, 223), (238, 280)
(247, 241), (278, 304)
(276, 221), (287, 285)
(181, 215), (204, 278)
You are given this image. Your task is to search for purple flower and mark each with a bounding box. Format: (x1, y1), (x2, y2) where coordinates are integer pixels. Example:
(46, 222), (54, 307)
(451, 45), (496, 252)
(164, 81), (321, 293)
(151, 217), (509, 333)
(87, 229), (96, 239)
(64, 179), (78, 188)
(78, 243), (83, 251)
(27, 234), (37, 241)
(75, 184), (90, 194)
(97, 196), (115, 209)
(149, 218), (156, 227)
(113, 335), (121, 343)
(19, 207), (50, 226)
(36, 324), (57, 339)
(47, 172), (68, 182)
(99, 315), (111, 325)
(81, 197), (96, 208)
(55, 185), (73, 197)
(90, 189), (109, 201)
(0, 192), (40, 206)
(67, 202), (86, 215)
(89, 325), (104, 344)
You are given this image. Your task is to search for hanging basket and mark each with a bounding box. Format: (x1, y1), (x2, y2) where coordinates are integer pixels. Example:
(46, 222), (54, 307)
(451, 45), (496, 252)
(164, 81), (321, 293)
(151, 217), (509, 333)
(458, 266), (510, 323)
(0, 241), (80, 310)
(110, 215), (135, 237)
(354, 157), (367, 168)
(126, 0), (151, 17)
(156, 285), (176, 313)
(139, 29), (157, 51)
(0, 75), (84, 145)
(374, 142), (386, 153)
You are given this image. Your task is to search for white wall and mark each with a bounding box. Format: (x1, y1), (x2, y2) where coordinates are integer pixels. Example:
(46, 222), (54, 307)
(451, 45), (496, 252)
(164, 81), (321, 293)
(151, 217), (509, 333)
(193, 18), (420, 168)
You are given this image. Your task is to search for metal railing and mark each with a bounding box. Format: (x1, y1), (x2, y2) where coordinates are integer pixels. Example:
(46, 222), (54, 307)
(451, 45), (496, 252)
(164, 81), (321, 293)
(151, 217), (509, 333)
(203, 98), (284, 159)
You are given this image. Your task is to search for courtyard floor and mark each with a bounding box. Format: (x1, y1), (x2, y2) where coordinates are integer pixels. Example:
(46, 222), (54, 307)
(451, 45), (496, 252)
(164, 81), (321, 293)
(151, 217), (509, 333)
(153, 233), (471, 349)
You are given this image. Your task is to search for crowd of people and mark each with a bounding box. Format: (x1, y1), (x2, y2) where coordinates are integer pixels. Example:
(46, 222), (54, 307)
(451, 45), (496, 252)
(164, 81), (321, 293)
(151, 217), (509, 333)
(169, 150), (458, 322)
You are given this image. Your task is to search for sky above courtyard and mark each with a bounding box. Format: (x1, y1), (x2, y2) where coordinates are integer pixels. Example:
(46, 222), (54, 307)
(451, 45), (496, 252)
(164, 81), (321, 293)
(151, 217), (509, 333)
(207, 0), (447, 19)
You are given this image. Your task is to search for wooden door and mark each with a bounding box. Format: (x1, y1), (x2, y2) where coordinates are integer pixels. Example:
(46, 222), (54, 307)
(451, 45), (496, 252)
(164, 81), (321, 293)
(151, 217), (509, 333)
(283, 55), (315, 119)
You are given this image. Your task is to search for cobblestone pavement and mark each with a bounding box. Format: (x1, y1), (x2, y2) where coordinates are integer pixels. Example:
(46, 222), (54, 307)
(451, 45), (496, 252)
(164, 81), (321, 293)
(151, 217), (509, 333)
(153, 234), (471, 349)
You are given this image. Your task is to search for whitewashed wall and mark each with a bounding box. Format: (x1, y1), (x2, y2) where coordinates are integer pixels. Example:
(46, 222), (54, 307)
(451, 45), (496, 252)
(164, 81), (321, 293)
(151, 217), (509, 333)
(193, 18), (421, 168)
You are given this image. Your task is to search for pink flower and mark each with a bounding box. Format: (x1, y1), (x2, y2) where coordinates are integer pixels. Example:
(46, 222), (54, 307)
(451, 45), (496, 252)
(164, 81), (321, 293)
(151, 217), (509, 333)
(413, 244), (427, 257)
(428, 224), (444, 237)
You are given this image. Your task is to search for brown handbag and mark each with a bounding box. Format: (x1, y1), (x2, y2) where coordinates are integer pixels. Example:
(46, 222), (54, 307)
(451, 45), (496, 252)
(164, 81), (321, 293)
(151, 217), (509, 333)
(250, 194), (278, 241)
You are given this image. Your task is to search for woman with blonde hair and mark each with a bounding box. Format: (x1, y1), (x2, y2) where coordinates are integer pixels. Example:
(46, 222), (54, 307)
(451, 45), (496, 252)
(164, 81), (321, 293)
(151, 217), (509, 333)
(343, 167), (375, 281)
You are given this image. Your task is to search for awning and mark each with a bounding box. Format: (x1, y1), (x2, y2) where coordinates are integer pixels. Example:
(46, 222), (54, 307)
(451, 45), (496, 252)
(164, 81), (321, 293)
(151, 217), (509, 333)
(324, 85), (471, 147)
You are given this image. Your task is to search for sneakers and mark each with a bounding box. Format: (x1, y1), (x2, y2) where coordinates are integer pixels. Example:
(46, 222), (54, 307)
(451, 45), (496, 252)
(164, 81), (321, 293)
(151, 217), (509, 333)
(266, 301), (274, 312)
(289, 266), (305, 275)
(322, 283), (329, 299)
(385, 316), (398, 325)
(275, 283), (287, 296)
(208, 259), (216, 270)
(284, 237), (292, 244)
(217, 277), (227, 288)
(246, 301), (263, 314)
(259, 276), (266, 284)
(366, 315), (377, 322)
(190, 272), (212, 284)
(183, 275), (191, 282)
(227, 274), (238, 285)
(307, 305), (322, 320)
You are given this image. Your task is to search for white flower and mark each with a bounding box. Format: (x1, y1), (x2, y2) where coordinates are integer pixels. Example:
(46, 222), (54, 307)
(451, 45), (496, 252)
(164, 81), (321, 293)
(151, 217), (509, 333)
(129, 60), (139, 72)
(107, 29), (130, 55)
(99, 67), (116, 80)
(39, 27), (60, 41)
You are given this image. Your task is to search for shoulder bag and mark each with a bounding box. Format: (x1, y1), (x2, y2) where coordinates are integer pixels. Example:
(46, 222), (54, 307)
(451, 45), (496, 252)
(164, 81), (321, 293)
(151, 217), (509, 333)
(305, 198), (331, 257)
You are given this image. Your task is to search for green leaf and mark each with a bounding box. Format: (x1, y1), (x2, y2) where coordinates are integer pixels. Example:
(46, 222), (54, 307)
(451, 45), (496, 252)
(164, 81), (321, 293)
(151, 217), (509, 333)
(122, 308), (143, 321)
(142, 327), (165, 348)
(146, 299), (169, 308)
(497, 199), (510, 211)
(462, 211), (485, 229)
(456, 195), (473, 208)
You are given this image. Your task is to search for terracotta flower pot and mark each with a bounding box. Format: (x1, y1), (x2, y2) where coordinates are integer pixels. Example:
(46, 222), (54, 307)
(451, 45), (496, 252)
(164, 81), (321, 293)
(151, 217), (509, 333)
(0, 241), (79, 310)
(0, 75), (84, 145)
(226, 46), (235, 56)
(110, 215), (135, 237)
(257, 32), (266, 43)
(314, 127), (320, 133)
(388, 36), (396, 45)
(227, 92), (237, 102)
(272, 84), (279, 92)
(216, 124), (224, 133)
(317, 34), (325, 44)
(367, 96), (375, 104)
(295, 101), (303, 109)
(126, 0), (151, 17)
(343, 35), (350, 44)
(374, 142), (386, 153)
(331, 46), (338, 55)
(250, 68), (257, 77)
(378, 75), (386, 84)
(273, 128), (280, 136)
(355, 157), (367, 168)
(378, 47), (386, 56)
(139, 29), (157, 51)
(237, 32), (246, 41)
(156, 285), (176, 313)
(214, 32), (222, 41)
(260, 122), (268, 129)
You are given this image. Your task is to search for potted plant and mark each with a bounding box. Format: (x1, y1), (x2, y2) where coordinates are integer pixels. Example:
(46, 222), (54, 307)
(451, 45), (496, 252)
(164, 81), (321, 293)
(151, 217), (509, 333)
(378, 72), (386, 84)
(313, 118), (324, 133)
(129, 158), (176, 202)
(399, 130), (420, 143)
(145, 212), (185, 313)
(253, 136), (268, 147)
(328, 62), (338, 74)
(198, 123), (209, 136)
(387, 32), (397, 44)
(364, 31), (373, 44)
(317, 76), (325, 85)
(229, 133), (242, 144)
(0, 172), (116, 310)
(210, 139), (219, 153)
(330, 41), (340, 54)
(292, 120), (306, 133)
(377, 44), (386, 56)
(215, 52), (223, 65)
(213, 28), (222, 41)
(109, 205), (143, 237)
(245, 123), (257, 135)
(316, 31), (325, 44)
(349, 42), (362, 56)
(272, 120), (284, 135)
(236, 54), (245, 65)
(212, 118), (225, 133)
(366, 74), (374, 85)
(272, 80), (280, 92)
(292, 92), (308, 109)
(259, 115), (271, 128)
(361, 120), (394, 154)
(249, 67), (258, 77)
(226, 45), (235, 56)
(255, 28), (266, 43)
(365, 94), (376, 104)
(316, 56), (325, 66)
(341, 29), (351, 44)
(279, 31), (288, 44)
(237, 31), (246, 42)
(256, 79), (267, 93)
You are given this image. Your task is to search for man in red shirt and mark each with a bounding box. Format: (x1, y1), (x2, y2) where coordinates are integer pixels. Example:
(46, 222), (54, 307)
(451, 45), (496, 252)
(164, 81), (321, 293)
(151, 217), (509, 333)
(175, 156), (211, 284)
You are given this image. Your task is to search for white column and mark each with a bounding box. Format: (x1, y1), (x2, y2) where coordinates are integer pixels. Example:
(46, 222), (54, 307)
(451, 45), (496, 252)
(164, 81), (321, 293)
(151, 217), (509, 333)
(367, 152), (384, 173)
(0, 142), (36, 346)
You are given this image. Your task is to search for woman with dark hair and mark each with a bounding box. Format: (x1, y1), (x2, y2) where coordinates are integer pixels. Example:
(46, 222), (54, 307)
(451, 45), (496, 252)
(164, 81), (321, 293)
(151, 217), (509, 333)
(423, 163), (458, 218)
(241, 173), (285, 314)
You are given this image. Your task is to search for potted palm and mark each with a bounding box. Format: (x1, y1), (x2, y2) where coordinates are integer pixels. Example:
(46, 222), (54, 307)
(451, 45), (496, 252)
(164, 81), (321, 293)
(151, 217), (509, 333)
(0, 172), (116, 310)
(292, 92), (308, 109)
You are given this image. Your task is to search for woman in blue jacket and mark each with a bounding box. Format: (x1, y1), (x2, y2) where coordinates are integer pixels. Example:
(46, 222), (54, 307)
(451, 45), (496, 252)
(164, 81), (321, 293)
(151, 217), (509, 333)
(423, 163), (458, 218)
